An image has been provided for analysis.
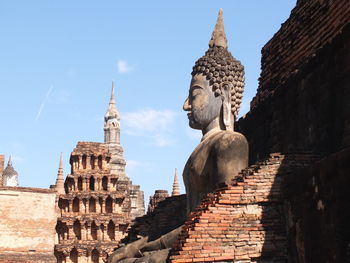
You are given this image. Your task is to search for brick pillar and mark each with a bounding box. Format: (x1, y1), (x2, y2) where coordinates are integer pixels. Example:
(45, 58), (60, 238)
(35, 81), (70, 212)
(86, 156), (91, 169)
(80, 199), (84, 213)
(64, 228), (68, 240)
(78, 155), (82, 170)
(101, 158), (105, 170)
(67, 226), (72, 240)
(97, 178), (100, 191)
(87, 250), (92, 263)
(68, 199), (73, 213)
(85, 178), (89, 191)
(86, 223), (91, 240)
(73, 160), (77, 172)
(94, 158), (98, 170)
(74, 179), (77, 192)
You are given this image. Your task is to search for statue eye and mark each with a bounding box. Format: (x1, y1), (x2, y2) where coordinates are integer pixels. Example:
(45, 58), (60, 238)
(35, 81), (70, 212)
(191, 86), (202, 98)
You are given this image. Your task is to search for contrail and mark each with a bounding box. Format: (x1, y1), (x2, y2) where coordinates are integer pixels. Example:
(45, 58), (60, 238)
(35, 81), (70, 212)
(35, 85), (53, 121)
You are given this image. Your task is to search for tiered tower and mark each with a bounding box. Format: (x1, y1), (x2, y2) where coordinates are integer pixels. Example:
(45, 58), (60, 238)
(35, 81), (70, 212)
(171, 168), (180, 196)
(55, 82), (145, 263)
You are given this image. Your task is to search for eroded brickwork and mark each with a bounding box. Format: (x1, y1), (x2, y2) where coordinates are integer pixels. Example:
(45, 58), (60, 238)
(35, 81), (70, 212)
(0, 187), (57, 262)
(252, 0), (350, 108)
(55, 142), (144, 263)
(235, 0), (350, 262)
(0, 155), (4, 186)
(169, 154), (287, 262)
(238, 1), (350, 164)
(126, 194), (187, 243)
(148, 190), (169, 213)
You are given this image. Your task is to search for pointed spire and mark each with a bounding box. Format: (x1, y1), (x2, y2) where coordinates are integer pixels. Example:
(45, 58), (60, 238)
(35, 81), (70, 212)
(105, 81), (120, 121)
(8, 155), (12, 166)
(2, 155), (18, 187)
(110, 80), (116, 105)
(208, 9), (228, 49)
(55, 152), (65, 195)
(172, 168), (180, 196)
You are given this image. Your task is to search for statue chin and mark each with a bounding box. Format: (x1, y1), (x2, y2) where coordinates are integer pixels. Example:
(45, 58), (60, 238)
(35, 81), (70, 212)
(188, 120), (202, 130)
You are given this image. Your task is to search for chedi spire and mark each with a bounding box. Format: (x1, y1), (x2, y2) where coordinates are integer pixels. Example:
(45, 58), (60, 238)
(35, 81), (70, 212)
(172, 168), (180, 196)
(104, 81), (121, 145)
(55, 152), (65, 195)
(105, 81), (120, 122)
(2, 156), (19, 187)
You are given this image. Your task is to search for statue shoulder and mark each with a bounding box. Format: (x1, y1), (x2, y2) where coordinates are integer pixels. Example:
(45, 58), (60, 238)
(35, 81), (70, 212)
(213, 130), (248, 153)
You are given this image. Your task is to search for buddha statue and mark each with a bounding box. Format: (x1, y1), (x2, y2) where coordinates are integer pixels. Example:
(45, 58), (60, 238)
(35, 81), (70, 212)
(183, 9), (248, 213)
(108, 9), (248, 263)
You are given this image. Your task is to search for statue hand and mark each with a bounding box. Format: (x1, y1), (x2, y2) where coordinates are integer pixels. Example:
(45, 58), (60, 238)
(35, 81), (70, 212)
(108, 237), (148, 263)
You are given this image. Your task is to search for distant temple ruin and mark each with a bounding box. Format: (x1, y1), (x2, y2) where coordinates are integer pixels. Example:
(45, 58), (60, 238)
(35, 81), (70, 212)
(54, 83), (145, 262)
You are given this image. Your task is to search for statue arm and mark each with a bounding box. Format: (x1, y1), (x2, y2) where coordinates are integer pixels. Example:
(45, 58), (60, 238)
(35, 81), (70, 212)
(108, 237), (148, 263)
(141, 226), (183, 252)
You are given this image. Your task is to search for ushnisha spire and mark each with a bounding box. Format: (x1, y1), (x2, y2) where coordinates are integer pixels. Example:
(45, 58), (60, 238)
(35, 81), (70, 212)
(209, 9), (228, 49)
(55, 152), (65, 195)
(191, 9), (245, 123)
(171, 168), (180, 196)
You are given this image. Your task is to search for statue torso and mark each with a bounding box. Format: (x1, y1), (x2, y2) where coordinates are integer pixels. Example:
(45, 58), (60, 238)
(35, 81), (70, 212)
(183, 130), (248, 213)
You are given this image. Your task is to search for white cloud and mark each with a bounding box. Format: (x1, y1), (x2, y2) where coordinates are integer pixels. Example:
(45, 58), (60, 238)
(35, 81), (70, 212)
(35, 85), (53, 121)
(117, 60), (133, 73)
(123, 109), (178, 147)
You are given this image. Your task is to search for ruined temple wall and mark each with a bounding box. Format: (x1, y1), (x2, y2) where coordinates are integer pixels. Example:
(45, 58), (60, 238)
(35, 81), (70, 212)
(0, 187), (57, 262)
(237, 1), (350, 163)
(235, 1), (350, 262)
(126, 195), (187, 242)
(283, 148), (350, 262)
(252, 0), (350, 108)
(0, 155), (4, 186)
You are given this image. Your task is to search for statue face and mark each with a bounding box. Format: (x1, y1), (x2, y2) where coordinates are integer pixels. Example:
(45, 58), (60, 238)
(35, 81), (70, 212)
(183, 74), (222, 130)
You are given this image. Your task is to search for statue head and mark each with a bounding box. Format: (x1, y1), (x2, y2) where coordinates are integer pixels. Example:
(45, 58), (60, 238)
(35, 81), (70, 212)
(183, 9), (244, 132)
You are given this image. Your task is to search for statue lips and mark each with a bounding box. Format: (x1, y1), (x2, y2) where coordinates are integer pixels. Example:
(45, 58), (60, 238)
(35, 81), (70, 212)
(187, 112), (192, 119)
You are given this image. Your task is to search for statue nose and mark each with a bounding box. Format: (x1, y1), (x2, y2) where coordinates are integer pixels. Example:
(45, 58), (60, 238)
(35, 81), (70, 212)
(183, 98), (191, 111)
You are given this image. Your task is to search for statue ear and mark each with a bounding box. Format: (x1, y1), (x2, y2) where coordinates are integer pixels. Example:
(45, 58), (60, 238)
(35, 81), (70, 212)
(220, 82), (232, 130)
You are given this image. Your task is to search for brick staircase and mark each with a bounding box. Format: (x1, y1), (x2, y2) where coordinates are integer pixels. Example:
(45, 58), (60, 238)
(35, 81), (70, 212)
(169, 154), (288, 263)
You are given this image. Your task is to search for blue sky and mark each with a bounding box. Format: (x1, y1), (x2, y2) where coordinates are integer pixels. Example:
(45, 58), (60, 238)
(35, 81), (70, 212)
(0, 1), (296, 202)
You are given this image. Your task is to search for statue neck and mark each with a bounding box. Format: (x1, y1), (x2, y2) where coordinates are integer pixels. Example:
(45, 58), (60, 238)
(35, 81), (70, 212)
(201, 116), (224, 140)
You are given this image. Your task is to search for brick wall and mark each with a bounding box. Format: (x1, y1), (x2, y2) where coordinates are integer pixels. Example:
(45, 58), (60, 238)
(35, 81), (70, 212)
(237, 11), (350, 164)
(169, 154), (287, 262)
(125, 194), (187, 243)
(0, 155), (4, 186)
(234, 0), (350, 262)
(284, 148), (350, 262)
(168, 154), (319, 263)
(0, 187), (57, 262)
(252, 0), (350, 108)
